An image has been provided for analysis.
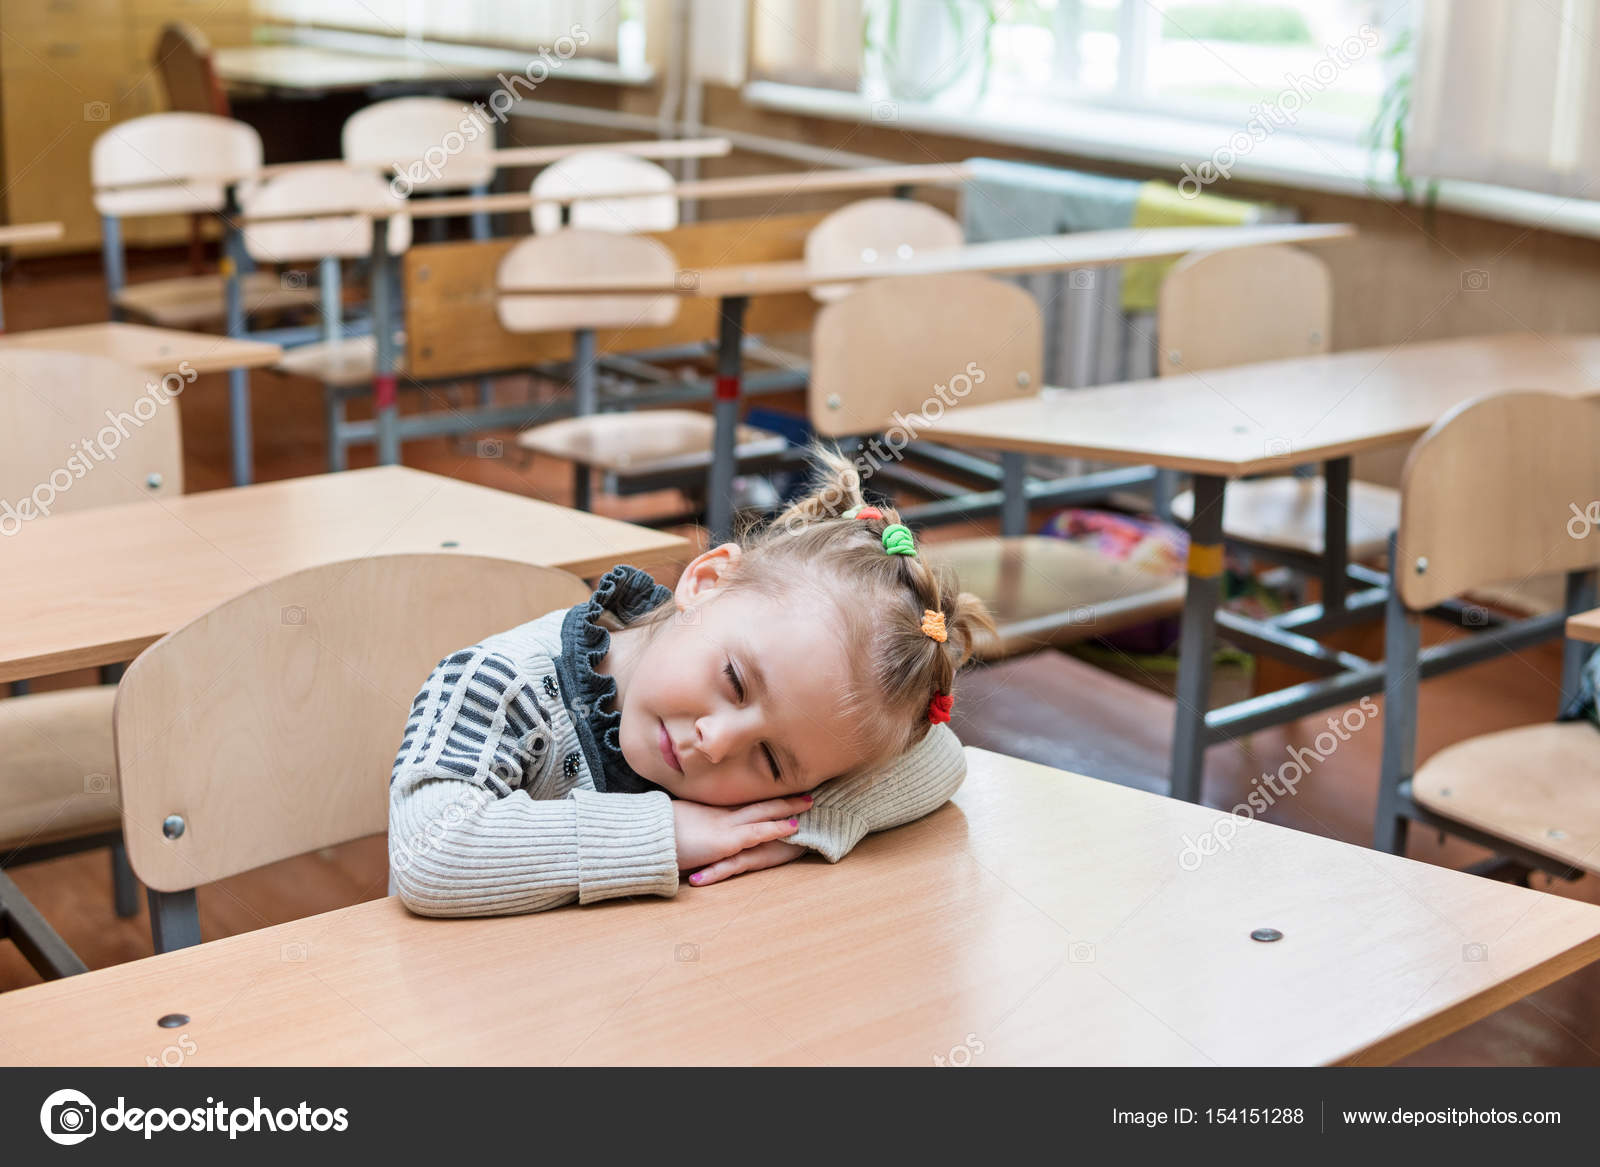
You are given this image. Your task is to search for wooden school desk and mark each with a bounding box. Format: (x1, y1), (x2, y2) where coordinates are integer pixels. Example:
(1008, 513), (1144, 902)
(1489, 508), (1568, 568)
(495, 220), (1357, 542)
(213, 45), (488, 97)
(1568, 608), (1600, 644)
(0, 322), (282, 376)
(0, 749), (1596, 1066)
(0, 221), (64, 333)
(931, 332), (1600, 803)
(0, 466), (689, 684)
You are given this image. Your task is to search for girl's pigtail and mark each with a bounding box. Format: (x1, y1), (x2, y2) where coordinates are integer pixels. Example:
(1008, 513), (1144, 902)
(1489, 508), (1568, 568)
(769, 444), (867, 534)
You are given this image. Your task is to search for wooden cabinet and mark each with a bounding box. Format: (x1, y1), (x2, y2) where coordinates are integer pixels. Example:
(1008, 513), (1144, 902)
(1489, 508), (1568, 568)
(0, 0), (252, 254)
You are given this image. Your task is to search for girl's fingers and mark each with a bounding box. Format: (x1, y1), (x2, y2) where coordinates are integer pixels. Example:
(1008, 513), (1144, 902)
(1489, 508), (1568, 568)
(740, 816), (799, 850)
(690, 840), (806, 887)
(734, 795), (815, 824)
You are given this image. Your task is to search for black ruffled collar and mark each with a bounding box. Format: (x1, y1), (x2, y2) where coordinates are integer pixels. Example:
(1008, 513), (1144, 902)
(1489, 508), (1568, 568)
(554, 565), (674, 795)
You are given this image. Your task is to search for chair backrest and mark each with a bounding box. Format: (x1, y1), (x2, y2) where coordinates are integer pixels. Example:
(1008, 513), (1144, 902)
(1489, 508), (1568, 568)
(91, 113), (261, 218)
(1396, 390), (1600, 611)
(238, 163), (412, 263)
(0, 350), (183, 519)
(342, 96), (496, 192)
(114, 554), (593, 893)
(804, 198), (964, 303)
(495, 228), (679, 333)
(809, 273), (1042, 438)
(1156, 245), (1331, 375)
(152, 22), (229, 117)
(530, 151), (677, 235)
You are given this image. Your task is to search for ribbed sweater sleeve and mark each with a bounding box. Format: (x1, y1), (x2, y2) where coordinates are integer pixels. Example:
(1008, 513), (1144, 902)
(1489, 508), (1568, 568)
(787, 723), (966, 862)
(388, 646), (679, 917)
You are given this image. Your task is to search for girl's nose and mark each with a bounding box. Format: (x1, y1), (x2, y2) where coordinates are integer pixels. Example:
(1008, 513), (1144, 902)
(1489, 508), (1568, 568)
(694, 713), (746, 765)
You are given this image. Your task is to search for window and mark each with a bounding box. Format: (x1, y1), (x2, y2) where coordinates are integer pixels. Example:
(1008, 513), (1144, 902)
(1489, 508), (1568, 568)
(850, 0), (1403, 143)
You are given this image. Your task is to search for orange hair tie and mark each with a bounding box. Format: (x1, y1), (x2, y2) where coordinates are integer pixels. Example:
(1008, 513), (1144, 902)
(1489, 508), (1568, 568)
(928, 693), (954, 724)
(920, 609), (947, 642)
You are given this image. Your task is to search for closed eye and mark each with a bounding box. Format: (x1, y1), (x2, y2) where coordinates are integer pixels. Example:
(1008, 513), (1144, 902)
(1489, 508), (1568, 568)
(762, 743), (782, 783)
(723, 659), (745, 702)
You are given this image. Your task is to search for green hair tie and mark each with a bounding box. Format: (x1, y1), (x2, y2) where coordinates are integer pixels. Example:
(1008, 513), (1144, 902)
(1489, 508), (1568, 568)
(842, 505), (863, 519)
(881, 523), (916, 556)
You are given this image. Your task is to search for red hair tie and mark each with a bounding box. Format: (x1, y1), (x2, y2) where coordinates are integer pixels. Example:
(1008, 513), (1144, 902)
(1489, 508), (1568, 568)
(927, 693), (954, 724)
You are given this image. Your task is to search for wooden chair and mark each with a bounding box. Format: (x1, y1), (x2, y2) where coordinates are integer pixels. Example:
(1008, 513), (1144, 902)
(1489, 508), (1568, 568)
(150, 22), (230, 273)
(343, 96), (496, 242)
(0, 350), (186, 978)
(803, 197), (964, 302)
(114, 554), (592, 952)
(1163, 245), (1401, 564)
(505, 229), (787, 509)
(1373, 391), (1600, 878)
(240, 164), (412, 470)
(809, 273), (1184, 659)
(529, 151), (677, 235)
(91, 113), (317, 327)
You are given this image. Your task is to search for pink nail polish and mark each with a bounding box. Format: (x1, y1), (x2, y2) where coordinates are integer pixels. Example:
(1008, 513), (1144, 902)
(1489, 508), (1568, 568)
(689, 872), (701, 883)
(788, 817), (798, 827)
(803, 795), (814, 804)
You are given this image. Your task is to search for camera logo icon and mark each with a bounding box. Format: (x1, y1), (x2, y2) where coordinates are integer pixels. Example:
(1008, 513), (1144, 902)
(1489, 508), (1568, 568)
(1461, 269), (1489, 291)
(674, 269), (700, 291)
(1264, 436), (1294, 459)
(477, 438), (504, 459)
(41, 1088), (97, 1145)
(281, 270), (308, 290)
(83, 102), (110, 122)
(871, 100), (898, 122)
(1068, 269), (1096, 290)
(281, 605), (307, 626)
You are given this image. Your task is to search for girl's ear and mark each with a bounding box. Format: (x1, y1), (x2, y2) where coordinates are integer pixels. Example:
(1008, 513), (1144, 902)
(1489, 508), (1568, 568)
(674, 542), (743, 609)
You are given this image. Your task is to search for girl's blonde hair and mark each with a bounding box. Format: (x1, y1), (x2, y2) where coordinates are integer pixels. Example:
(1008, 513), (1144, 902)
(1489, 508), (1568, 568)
(724, 446), (994, 761)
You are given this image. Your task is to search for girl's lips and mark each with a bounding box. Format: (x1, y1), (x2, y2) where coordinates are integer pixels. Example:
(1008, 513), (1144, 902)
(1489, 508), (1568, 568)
(658, 720), (683, 773)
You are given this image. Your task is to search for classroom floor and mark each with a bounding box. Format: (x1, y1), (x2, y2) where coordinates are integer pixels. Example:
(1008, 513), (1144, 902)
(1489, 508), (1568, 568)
(4, 250), (1598, 1066)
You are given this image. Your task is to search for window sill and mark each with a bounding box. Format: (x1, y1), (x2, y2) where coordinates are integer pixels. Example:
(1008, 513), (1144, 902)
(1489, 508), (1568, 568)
(744, 81), (1600, 243)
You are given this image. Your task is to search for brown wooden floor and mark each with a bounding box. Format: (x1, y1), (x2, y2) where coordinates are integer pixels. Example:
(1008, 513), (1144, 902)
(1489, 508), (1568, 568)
(3, 250), (1597, 1066)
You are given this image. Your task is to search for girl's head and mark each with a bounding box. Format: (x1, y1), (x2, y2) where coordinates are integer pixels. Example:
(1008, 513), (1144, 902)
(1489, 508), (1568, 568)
(609, 448), (993, 805)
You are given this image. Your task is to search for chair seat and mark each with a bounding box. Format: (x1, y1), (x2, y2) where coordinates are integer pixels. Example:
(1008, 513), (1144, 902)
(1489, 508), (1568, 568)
(516, 410), (788, 476)
(924, 536), (1186, 660)
(0, 686), (120, 852)
(113, 271), (319, 329)
(1411, 721), (1600, 876)
(1170, 477), (1399, 560)
(274, 334), (406, 387)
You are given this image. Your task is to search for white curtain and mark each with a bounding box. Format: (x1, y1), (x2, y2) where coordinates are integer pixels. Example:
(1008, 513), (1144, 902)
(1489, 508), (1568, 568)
(749, 0), (863, 90)
(250, 0), (621, 58)
(1408, 0), (1600, 197)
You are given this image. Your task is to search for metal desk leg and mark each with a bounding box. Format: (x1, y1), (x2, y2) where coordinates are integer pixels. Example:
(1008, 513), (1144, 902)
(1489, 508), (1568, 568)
(101, 214), (127, 321)
(707, 295), (748, 544)
(0, 868), (87, 979)
(1321, 456), (1351, 615)
(222, 222), (253, 486)
(1169, 473), (1228, 803)
(571, 327), (597, 512)
(1374, 532), (1420, 855)
(469, 183), (495, 407)
(1562, 570), (1599, 707)
(370, 225), (400, 466)
(1000, 452), (1027, 536)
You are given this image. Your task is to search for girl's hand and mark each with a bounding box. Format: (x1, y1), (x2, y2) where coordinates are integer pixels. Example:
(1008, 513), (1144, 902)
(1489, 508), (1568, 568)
(686, 839), (806, 887)
(672, 795), (813, 875)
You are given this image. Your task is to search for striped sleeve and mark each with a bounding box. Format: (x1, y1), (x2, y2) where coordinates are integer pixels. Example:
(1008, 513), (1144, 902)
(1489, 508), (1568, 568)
(388, 647), (679, 917)
(786, 724), (966, 863)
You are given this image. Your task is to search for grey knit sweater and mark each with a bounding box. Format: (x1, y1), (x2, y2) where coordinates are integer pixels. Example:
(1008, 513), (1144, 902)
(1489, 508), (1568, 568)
(388, 587), (966, 917)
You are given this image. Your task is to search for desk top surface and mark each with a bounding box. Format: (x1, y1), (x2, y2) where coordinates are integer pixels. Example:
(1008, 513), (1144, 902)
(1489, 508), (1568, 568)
(0, 467), (689, 683)
(213, 45), (481, 90)
(496, 221), (1356, 299)
(1567, 607), (1600, 644)
(1, 749), (1595, 1067)
(931, 332), (1600, 475)
(0, 323), (282, 376)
